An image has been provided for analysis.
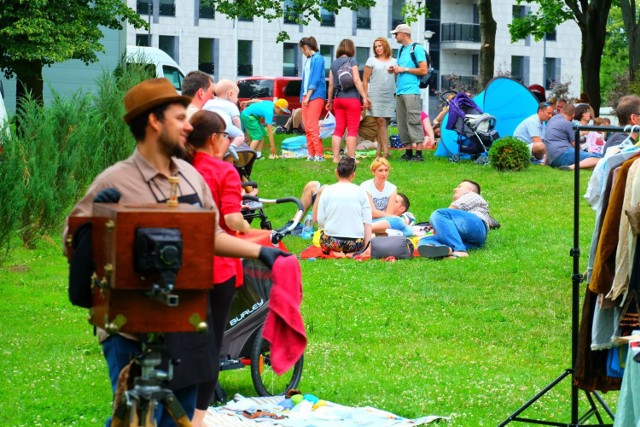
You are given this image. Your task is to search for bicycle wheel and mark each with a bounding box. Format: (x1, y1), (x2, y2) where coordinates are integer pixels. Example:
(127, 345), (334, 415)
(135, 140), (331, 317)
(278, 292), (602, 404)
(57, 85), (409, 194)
(250, 325), (304, 396)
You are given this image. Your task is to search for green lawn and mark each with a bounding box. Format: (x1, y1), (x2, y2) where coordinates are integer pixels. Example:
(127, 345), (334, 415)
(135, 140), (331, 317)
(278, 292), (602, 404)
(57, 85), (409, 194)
(0, 148), (618, 426)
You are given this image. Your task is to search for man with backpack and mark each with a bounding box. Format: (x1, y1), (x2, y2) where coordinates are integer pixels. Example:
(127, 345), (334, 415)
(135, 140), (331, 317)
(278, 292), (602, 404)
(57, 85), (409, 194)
(390, 23), (429, 162)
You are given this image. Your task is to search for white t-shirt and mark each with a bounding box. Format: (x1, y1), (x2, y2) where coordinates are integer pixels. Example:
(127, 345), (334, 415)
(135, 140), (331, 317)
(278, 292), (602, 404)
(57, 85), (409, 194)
(360, 179), (397, 212)
(202, 98), (243, 138)
(318, 182), (372, 238)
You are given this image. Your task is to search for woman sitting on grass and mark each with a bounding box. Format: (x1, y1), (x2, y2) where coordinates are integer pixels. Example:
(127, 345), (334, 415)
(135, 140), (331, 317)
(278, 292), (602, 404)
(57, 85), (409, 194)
(360, 157), (398, 219)
(316, 157), (372, 255)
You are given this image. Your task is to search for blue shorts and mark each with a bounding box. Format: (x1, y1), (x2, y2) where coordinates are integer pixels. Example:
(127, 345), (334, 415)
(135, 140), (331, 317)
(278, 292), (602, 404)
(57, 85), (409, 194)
(550, 148), (601, 168)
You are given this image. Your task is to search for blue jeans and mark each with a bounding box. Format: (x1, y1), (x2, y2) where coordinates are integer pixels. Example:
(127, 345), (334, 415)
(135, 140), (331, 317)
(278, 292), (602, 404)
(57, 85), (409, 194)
(550, 147), (601, 168)
(418, 208), (487, 252)
(102, 335), (196, 427)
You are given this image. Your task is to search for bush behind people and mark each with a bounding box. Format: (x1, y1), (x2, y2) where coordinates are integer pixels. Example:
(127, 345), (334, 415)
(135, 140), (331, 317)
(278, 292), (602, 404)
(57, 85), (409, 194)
(0, 62), (150, 258)
(488, 137), (531, 172)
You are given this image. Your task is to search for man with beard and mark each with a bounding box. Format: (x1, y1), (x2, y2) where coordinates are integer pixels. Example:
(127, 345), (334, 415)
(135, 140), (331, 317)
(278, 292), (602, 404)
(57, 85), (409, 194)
(63, 78), (290, 426)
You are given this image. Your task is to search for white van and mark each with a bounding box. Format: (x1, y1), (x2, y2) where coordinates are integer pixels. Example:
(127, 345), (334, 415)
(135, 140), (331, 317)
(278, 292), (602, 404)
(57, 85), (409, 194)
(0, 89), (8, 131)
(126, 46), (186, 92)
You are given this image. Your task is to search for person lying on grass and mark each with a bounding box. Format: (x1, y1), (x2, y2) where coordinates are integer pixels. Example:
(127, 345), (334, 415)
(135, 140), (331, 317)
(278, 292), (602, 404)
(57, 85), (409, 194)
(417, 179), (497, 259)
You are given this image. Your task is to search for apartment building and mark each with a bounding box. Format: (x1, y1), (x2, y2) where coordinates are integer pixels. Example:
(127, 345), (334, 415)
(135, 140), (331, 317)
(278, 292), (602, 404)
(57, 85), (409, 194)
(128, 0), (581, 98)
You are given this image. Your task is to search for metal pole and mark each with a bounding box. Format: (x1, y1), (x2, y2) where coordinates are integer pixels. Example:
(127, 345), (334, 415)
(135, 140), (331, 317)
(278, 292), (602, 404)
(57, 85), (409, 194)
(147, 0), (152, 46)
(543, 33), (547, 91)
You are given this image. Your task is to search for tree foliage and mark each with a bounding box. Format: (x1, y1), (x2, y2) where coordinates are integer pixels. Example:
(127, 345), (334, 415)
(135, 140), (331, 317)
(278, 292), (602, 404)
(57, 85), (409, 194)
(203, 0), (425, 42)
(0, 0), (146, 108)
(509, 0), (612, 115)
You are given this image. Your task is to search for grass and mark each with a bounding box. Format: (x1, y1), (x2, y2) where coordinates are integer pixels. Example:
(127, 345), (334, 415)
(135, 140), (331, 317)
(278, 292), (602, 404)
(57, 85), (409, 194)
(0, 146), (618, 426)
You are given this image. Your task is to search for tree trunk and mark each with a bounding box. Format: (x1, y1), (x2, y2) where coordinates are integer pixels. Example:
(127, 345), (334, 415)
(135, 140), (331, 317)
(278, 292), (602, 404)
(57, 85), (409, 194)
(619, 0), (640, 83)
(578, 1), (610, 116)
(477, 0), (497, 92)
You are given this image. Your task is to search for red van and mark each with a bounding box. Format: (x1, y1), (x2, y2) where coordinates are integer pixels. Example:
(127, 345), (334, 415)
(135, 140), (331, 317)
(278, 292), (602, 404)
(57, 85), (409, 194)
(237, 77), (303, 112)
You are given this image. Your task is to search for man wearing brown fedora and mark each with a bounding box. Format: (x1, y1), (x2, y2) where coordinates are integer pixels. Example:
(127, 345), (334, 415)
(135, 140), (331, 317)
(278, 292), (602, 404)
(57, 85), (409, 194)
(390, 23), (429, 162)
(64, 77), (290, 426)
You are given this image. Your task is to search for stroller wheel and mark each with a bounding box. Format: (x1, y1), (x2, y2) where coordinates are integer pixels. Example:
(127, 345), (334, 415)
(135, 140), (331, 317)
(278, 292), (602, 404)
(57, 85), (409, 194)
(260, 219), (272, 230)
(475, 156), (489, 165)
(449, 154), (460, 163)
(250, 325), (304, 396)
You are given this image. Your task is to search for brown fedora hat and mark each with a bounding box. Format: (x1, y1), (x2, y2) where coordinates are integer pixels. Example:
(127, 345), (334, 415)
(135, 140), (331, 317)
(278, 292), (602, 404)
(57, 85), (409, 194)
(123, 78), (192, 124)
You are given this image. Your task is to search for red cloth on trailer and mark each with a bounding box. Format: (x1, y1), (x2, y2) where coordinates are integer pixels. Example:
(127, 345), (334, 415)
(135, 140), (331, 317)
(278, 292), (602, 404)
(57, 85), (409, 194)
(262, 255), (306, 375)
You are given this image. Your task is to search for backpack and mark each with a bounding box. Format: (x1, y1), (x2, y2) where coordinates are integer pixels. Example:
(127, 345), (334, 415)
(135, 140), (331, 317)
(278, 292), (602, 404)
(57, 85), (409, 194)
(399, 43), (437, 89)
(336, 58), (355, 91)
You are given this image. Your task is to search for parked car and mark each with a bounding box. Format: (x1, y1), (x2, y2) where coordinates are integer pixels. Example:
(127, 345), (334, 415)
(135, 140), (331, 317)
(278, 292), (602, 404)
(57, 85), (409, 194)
(126, 46), (186, 92)
(237, 76), (302, 112)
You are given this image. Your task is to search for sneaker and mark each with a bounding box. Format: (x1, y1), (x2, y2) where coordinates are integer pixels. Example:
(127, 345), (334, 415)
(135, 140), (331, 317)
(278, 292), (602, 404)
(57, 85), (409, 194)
(306, 156), (315, 161)
(411, 154), (424, 162)
(275, 126), (287, 134)
(315, 156), (325, 162)
(418, 244), (451, 259)
(400, 153), (413, 161)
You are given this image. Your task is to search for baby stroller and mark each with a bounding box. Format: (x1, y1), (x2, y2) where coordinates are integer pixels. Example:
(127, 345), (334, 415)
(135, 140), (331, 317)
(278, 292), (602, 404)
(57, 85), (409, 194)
(442, 90), (499, 164)
(225, 143), (272, 230)
(214, 197), (306, 403)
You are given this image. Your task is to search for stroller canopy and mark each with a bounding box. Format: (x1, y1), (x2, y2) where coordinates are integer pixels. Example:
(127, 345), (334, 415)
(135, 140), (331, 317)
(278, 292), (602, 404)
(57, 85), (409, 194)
(436, 77), (540, 157)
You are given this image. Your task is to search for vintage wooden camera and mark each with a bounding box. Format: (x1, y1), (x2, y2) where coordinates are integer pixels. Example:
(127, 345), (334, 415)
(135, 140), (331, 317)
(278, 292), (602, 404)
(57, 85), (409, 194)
(67, 203), (215, 335)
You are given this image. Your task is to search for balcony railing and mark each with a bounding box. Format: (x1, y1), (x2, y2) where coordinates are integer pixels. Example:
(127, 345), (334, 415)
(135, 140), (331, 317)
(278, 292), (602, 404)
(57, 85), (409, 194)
(441, 74), (478, 92)
(441, 23), (480, 43)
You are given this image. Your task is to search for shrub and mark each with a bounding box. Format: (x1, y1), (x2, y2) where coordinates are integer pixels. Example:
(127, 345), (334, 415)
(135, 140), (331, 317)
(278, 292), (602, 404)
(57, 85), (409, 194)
(488, 137), (530, 172)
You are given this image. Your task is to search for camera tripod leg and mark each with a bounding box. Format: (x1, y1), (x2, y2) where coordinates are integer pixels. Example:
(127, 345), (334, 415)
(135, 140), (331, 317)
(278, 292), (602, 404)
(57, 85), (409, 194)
(161, 392), (192, 427)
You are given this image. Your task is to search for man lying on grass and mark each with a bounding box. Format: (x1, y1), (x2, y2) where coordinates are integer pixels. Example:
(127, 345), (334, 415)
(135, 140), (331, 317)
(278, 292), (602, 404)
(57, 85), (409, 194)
(417, 179), (498, 259)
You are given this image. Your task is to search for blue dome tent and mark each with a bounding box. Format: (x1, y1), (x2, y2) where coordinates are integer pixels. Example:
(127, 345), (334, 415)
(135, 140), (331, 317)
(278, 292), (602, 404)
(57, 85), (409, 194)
(435, 77), (540, 158)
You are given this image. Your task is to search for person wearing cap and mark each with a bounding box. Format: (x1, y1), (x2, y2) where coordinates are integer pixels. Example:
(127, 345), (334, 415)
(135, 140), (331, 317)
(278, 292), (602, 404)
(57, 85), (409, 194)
(390, 23), (429, 162)
(63, 77), (291, 427)
(182, 70), (215, 120)
(240, 98), (290, 159)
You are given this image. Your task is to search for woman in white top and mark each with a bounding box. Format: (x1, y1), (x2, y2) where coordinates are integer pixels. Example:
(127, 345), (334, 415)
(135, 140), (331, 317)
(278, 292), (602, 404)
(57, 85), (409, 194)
(359, 157), (398, 219)
(363, 37), (397, 159)
(315, 157), (372, 254)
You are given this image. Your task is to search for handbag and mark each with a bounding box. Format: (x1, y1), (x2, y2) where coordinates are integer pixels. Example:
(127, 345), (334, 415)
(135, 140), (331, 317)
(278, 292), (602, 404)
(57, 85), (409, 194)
(370, 236), (414, 259)
(319, 112), (336, 139)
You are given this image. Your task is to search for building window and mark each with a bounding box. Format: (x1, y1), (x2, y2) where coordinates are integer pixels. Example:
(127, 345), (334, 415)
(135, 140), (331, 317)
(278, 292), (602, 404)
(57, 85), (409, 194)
(136, 34), (150, 46)
(356, 7), (371, 29)
(238, 40), (253, 76)
(159, 0), (175, 16)
(321, 7), (335, 26)
(137, 0), (152, 15)
(199, 0), (215, 19)
(356, 47), (369, 72)
(283, 43), (299, 76)
(284, 0), (298, 24)
(159, 35), (178, 61)
(545, 30), (557, 42)
(471, 54), (479, 76)
(511, 55), (529, 85)
(320, 45), (333, 78)
(199, 38), (216, 75)
(392, 0), (404, 30)
(512, 5), (526, 19)
(545, 57), (560, 90)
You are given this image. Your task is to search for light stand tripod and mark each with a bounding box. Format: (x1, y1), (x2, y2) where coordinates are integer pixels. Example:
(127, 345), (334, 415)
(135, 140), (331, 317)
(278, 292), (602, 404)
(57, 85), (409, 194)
(112, 335), (192, 427)
(498, 125), (624, 426)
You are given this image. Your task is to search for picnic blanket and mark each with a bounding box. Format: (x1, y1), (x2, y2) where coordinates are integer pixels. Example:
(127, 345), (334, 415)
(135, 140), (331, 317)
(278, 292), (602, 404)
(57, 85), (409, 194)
(204, 394), (448, 426)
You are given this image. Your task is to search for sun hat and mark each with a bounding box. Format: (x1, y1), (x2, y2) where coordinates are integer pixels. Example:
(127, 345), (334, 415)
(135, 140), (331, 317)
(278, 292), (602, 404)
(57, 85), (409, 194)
(123, 78), (191, 124)
(274, 98), (291, 114)
(390, 24), (411, 35)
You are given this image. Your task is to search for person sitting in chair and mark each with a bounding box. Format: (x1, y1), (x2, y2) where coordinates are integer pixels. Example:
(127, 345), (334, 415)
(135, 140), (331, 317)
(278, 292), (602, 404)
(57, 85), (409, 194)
(417, 179), (497, 259)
